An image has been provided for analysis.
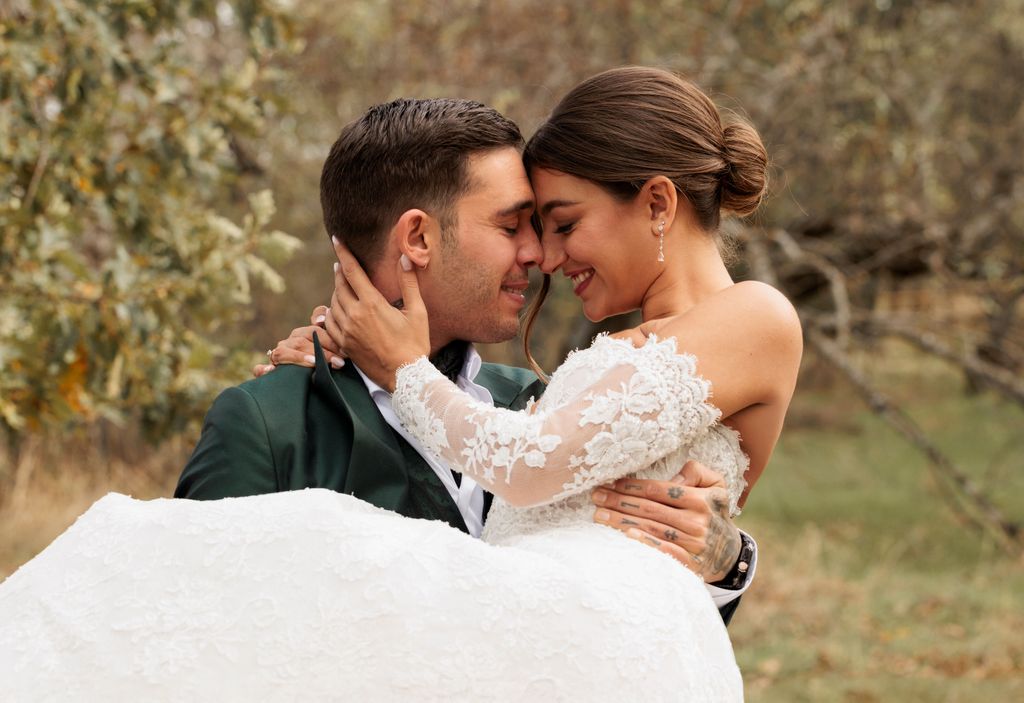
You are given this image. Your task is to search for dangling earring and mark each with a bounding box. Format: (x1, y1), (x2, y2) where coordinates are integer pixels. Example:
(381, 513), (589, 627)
(657, 221), (666, 263)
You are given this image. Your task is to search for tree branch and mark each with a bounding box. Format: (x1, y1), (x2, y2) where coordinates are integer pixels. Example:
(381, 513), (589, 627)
(806, 327), (1022, 557)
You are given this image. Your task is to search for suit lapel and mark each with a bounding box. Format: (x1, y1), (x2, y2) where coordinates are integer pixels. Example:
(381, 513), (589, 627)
(309, 337), (467, 531)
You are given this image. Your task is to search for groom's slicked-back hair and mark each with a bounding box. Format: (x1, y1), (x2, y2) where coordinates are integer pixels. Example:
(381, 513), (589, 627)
(320, 98), (524, 270)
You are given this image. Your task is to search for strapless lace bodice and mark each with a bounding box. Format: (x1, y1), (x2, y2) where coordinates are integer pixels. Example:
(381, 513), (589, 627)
(392, 334), (748, 543)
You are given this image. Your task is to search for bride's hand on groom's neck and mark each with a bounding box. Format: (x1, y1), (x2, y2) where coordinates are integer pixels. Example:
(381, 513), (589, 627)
(325, 237), (430, 391)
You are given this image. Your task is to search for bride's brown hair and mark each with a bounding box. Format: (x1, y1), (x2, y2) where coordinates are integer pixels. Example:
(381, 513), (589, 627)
(521, 66), (768, 379)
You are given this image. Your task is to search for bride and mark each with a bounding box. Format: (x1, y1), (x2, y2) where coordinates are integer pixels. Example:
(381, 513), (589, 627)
(0, 68), (801, 701)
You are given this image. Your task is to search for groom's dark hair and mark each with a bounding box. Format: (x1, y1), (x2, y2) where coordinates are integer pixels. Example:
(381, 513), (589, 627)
(320, 98), (524, 271)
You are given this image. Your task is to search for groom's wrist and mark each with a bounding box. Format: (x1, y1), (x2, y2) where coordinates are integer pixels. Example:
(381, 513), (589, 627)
(708, 532), (754, 590)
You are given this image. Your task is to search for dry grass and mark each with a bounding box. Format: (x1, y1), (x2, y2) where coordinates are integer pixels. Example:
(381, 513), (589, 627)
(0, 432), (188, 579)
(732, 522), (1024, 701)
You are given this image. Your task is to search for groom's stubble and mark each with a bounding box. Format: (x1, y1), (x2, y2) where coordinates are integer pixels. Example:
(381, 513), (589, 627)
(414, 148), (540, 349)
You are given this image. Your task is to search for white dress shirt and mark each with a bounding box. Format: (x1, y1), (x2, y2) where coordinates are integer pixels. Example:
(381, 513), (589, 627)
(353, 346), (755, 606)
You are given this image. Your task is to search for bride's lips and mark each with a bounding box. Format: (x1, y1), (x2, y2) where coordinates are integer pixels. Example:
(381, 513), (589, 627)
(566, 268), (595, 296)
(500, 280), (529, 306)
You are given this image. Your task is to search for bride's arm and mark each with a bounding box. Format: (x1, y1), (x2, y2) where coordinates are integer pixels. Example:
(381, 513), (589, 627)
(390, 343), (718, 507)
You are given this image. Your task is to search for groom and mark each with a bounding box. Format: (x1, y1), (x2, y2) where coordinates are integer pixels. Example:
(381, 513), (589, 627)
(176, 98), (756, 622)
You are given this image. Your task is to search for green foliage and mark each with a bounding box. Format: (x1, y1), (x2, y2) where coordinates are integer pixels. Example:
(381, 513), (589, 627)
(0, 1), (301, 440)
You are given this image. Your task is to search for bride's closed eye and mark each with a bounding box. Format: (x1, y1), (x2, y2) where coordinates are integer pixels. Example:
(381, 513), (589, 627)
(554, 221), (577, 235)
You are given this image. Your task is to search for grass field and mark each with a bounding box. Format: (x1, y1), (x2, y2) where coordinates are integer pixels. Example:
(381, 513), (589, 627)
(2, 349), (1022, 700)
(732, 351), (1024, 701)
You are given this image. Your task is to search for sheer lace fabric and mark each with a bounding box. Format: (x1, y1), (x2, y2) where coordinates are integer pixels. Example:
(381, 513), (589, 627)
(393, 334), (745, 512)
(0, 334), (747, 701)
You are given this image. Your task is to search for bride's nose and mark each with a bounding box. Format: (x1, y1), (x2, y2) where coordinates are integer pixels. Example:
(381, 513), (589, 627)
(539, 232), (567, 274)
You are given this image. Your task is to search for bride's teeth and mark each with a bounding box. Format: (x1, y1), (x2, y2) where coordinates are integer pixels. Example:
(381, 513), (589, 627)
(571, 270), (593, 286)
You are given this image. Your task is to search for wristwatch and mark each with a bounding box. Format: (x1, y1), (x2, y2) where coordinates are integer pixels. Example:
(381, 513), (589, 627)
(709, 532), (754, 590)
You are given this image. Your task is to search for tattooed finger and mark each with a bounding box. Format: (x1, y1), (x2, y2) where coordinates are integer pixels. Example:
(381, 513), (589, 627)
(593, 508), (706, 555)
(624, 528), (702, 575)
(604, 480), (706, 511)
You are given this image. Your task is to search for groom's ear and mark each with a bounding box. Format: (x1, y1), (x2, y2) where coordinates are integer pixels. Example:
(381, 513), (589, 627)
(392, 209), (437, 269)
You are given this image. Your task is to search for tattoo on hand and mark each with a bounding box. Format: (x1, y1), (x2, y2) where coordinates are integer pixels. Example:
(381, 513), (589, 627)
(663, 529), (679, 543)
(667, 486), (683, 500)
(621, 518), (639, 526)
(621, 501), (641, 509)
(624, 482), (643, 491)
(698, 489), (741, 581)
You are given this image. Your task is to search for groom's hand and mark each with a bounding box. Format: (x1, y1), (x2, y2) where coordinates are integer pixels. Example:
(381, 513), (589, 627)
(591, 460), (741, 583)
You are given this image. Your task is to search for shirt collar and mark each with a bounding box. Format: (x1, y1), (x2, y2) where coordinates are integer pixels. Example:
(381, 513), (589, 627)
(355, 344), (482, 398)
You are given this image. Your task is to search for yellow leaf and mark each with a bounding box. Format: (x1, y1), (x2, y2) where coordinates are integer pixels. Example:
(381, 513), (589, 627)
(57, 349), (89, 414)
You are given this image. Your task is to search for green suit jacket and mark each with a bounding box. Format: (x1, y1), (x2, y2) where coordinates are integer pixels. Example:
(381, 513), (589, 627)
(175, 344), (542, 533)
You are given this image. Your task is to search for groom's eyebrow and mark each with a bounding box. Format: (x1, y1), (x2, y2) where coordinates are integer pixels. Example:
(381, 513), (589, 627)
(540, 200), (579, 216)
(496, 199), (534, 218)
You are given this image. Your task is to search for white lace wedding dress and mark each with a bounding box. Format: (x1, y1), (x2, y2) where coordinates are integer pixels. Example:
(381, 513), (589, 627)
(0, 335), (748, 701)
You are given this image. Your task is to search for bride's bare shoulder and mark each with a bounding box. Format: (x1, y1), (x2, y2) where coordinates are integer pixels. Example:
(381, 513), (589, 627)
(648, 281), (801, 353)
(613, 282), (800, 358)
(711, 280), (800, 332)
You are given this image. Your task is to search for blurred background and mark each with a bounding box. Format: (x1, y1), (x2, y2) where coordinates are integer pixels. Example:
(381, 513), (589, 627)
(1, 1), (1022, 700)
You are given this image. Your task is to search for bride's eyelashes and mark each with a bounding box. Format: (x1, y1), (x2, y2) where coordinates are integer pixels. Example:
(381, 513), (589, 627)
(554, 221), (577, 235)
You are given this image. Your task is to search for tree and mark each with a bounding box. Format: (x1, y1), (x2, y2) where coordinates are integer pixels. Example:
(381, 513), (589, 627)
(0, 0), (301, 444)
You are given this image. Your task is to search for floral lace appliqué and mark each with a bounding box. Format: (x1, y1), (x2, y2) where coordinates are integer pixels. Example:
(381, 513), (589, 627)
(391, 335), (729, 509)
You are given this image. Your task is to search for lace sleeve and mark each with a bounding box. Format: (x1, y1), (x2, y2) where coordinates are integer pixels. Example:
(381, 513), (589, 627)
(391, 337), (721, 507)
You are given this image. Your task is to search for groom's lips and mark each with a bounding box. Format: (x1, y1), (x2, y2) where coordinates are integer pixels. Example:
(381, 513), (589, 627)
(500, 280), (529, 306)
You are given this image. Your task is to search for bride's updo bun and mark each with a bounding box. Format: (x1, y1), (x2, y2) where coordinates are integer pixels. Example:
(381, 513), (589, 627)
(524, 66), (769, 233)
(720, 121), (768, 217)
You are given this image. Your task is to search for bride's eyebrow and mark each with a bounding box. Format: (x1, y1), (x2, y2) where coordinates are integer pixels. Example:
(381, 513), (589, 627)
(540, 200), (579, 216)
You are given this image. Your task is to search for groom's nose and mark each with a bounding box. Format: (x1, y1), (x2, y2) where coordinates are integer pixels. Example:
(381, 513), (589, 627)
(516, 230), (543, 270)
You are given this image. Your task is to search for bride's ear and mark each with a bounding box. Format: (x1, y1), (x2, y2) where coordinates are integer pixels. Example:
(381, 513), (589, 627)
(392, 209), (436, 269)
(641, 176), (678, 231)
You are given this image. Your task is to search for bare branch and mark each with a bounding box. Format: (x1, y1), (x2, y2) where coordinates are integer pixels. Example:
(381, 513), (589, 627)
(731, 223), (778, 287)
(871, 317), (1024, 408)
(767, 227), (853, 349)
